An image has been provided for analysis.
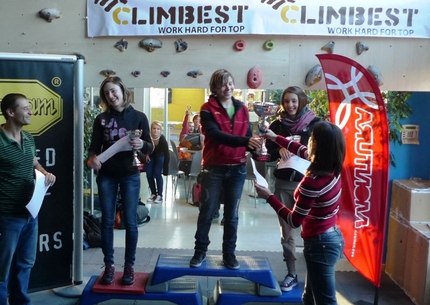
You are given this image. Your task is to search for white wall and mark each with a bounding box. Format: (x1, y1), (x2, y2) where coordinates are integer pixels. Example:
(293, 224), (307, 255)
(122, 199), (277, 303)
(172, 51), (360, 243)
(1, 0), (429, 91)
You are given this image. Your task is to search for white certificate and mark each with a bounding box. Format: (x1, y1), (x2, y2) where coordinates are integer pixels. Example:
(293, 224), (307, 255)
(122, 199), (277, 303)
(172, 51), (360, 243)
(97, 136), (132, 163)
(250, 158), (268, 188)
(26, 169), (50, 218)
(277, 155), (310, 175)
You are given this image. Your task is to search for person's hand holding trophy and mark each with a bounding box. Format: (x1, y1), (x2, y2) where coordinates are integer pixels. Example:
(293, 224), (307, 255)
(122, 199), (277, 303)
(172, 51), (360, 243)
(127, 129), (145, 171)
(252, 102), (279, 162)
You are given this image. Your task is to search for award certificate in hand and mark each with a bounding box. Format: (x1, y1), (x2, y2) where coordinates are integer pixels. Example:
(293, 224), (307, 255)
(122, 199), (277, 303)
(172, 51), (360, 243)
(98, 136), (132, 163)
(277, 155), (310, 175)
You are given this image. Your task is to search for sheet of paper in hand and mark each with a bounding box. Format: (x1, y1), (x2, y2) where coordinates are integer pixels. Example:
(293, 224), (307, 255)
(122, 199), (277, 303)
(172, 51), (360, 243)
(98, 136), (132, 163)
(250, 158), (268, 188)
(181, 133), (202, 150)
(277, 155), (310, 175)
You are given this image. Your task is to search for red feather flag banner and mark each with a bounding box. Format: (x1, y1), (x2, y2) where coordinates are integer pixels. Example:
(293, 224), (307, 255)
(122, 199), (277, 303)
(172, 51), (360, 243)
(316, 54), (389, 287)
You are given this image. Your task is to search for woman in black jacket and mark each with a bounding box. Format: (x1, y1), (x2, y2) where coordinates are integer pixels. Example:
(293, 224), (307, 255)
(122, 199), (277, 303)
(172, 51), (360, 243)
(266, 86), (321, 292)
(145, 120), (170, 203)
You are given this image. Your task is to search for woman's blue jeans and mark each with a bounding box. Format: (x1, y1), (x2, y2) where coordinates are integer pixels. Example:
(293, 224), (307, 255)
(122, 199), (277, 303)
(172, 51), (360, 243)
(96, 173), (140, 266)
(145, 155), (164, 197)
(194, 164), (246, 254)
(0, 215), (38, 305)
(302, 226), (344, 305)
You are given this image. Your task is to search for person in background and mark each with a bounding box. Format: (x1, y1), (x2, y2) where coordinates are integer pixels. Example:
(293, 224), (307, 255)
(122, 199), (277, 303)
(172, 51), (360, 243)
(179, 106), (201, 141)
(86, 76), (153, 286)
(180, 121), (194, 143)
(265, 86), (321, 291)
(189, 69), (261, 270)
(0, 93), (56, 304)
(255, 121), (345, 305)
(178, 106), (204, 175)
(191, 113), (201, 133)
(146, 121), (170, 204)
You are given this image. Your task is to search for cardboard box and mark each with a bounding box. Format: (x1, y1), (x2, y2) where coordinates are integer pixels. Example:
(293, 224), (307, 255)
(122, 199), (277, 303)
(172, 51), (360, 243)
(391, 180), (430, 221)
(404, 222), (430, 305)
(385, 213), (409, 287)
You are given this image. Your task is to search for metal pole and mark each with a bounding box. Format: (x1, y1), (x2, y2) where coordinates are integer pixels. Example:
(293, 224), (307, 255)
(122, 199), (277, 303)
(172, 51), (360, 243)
(53, 56), (85, 297)
(73, 57), (84, 285)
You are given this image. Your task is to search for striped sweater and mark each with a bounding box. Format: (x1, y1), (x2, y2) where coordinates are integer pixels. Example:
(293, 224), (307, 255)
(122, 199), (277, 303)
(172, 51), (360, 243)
(266, 135), (341, 239)
(0, 129), (36, 215)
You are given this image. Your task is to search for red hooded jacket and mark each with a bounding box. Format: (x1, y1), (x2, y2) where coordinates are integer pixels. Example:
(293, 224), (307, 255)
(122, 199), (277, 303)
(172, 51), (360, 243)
(200, 95), (253, 166)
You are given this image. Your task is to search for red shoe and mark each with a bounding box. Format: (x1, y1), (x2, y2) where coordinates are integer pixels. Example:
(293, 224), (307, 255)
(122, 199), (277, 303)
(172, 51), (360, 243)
(101, 264), (115, 284)
(122, 263), (135, 285)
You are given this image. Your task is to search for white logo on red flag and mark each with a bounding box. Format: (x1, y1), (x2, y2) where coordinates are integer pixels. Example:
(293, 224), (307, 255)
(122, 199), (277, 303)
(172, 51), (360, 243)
(317, 54), (389, 287)
(324, 67), (379, 129)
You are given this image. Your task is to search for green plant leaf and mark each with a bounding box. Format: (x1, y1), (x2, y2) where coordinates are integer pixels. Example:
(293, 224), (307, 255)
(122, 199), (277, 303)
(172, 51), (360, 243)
(305, 90), (412, 168)
(83, 103), (102, 188)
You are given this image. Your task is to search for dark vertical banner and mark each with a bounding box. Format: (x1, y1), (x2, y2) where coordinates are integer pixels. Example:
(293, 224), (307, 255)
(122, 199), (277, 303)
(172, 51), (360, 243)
(0, 59), (74, 290)
(316, 54), (389, 287)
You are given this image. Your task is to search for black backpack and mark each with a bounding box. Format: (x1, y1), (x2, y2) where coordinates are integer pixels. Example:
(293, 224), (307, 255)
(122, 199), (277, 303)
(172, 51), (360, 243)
(114, 197), (151, 229)
(83, 212), (102, 248)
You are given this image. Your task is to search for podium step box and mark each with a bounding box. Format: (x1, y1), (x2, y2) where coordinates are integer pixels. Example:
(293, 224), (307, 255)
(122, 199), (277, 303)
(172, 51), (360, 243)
(79, 274), (203, 305)
(151, 254), (278, 289)
(213, 277), (303, 305)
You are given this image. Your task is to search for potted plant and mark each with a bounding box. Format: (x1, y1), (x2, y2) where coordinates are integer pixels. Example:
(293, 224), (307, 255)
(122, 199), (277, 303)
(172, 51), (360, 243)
(83, 102), (101, 212)
(306, 90), (412, 167)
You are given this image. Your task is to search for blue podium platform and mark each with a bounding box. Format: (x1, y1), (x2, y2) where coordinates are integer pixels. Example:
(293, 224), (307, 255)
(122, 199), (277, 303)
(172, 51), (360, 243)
(150, 254), (278, 289)
(79, 253), (304, 305)
(214, 277), (303, 305)
(79, 274), (203, 305)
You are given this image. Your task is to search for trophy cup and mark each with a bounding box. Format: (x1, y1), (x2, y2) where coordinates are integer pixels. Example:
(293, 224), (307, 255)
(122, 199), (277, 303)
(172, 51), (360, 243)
(127, 129), (144, 171)
(253, 102), (279, 162)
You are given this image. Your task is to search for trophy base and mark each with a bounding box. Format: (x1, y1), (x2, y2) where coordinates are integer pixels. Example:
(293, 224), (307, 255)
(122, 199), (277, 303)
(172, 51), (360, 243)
(252, 153), (271, 162)
(137, 164), (145, 172)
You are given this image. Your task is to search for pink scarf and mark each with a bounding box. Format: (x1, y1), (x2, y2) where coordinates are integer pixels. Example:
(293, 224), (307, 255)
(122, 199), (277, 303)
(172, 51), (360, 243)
(279, 108), (316, 135)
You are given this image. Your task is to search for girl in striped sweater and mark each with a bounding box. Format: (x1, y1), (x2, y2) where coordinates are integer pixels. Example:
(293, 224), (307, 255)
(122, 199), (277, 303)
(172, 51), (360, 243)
(255, 121), (346, 305)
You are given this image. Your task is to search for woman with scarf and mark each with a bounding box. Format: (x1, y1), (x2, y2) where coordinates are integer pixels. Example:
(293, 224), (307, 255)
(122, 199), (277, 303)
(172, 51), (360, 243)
(266, 86), (321, 292)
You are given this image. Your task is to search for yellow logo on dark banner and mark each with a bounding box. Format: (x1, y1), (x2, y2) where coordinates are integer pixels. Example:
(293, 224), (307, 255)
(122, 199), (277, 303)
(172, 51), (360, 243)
(0, 79), (63, 136)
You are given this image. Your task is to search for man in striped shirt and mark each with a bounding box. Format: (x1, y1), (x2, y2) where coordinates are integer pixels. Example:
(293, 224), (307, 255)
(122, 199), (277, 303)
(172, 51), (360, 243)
(0, 93), (56, 305)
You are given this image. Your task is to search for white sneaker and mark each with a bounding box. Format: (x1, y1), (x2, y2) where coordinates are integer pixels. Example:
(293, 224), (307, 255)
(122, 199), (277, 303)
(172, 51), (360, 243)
(147, 194), (156, 202)
(154, 195), (163, 203)
(280, 274), (298, 292)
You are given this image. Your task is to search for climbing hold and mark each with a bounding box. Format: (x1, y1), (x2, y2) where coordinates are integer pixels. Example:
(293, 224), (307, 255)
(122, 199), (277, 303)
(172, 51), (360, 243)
(234, 40), (246, 51)
(187, 70), (203, 78)
(356, 42), (369, 55)
(263, 40), (275, 51)
(114, 39), (128, 52)
(174, 38), (188, 52)
(321, 41), (335, 54)
(367, 65), (383, 86)
(304, 65), (322, 87)
(139, 38), (162, 52)
(247, 66), (263, 89)
(38, 8), (61, 22)
(100, 70), (116, 77)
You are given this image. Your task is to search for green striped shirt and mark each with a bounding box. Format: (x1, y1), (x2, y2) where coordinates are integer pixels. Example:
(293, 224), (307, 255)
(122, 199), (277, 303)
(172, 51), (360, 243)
(0, 129), (36, 215)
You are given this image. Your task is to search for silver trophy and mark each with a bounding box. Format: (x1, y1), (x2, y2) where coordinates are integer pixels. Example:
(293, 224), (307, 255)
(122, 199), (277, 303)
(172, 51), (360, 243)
(253, 102), (279, 162)
(127, 129), (144, 170)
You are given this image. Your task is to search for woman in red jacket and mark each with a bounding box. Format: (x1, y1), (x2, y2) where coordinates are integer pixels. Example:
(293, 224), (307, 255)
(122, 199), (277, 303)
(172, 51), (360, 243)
(189, 69), (261, 270)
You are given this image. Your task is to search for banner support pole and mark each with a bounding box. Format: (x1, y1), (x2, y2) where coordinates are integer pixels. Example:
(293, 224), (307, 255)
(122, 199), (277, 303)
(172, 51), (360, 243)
(53, 56), (85, 297)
